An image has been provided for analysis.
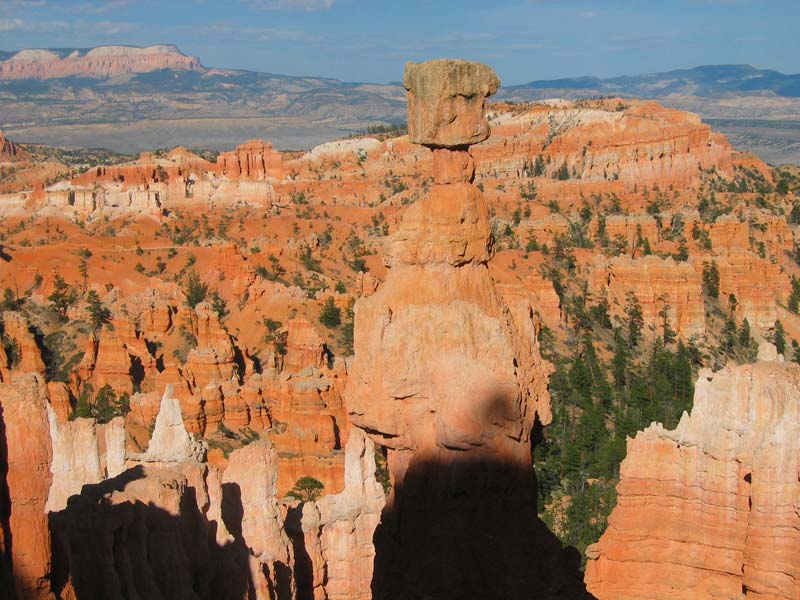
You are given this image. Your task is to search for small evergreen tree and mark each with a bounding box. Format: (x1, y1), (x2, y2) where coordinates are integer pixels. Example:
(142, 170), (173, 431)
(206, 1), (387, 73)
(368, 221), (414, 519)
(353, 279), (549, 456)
(319, 297), (341, 328)
(702, 262), (720, 299)
(738, 318), (752, 348)
(728, 293), (738, 314)
(2, 287), (19, 311)
(183, 270), (209, 309)
(210, 290), (228, 318)
(789, 277), (800, 314)
(624, 292), (644, 348)
(48, 273), (78, 318)
(774, 320), (786, 355)
(723, 316), (737, 351)
(287, 476), (324, 503)
(85, 290), (110, 331)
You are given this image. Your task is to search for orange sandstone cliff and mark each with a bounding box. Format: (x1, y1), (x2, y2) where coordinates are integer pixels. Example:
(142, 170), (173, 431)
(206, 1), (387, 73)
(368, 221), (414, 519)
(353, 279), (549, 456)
(585, 343), (800, 600)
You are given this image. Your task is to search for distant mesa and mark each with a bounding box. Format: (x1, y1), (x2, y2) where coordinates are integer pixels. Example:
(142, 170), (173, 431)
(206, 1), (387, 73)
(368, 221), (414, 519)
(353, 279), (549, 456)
(0, 44), (204, 80)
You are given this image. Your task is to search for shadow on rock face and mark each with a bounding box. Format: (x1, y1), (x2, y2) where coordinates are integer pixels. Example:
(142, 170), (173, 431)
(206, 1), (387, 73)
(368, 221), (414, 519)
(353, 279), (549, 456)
(369, 393), (594, 600)
(370, 455), (594, 600)
(0, 403), (15, 600)
(48, 466), (279, 600)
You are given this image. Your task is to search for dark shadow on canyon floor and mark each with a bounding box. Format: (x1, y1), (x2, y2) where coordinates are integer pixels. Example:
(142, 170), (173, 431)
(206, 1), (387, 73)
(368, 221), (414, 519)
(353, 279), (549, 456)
(47, 466), (292, 600)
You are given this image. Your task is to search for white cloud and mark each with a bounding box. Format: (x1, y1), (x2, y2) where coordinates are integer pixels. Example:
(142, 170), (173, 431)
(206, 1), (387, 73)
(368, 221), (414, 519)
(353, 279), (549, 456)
(0, 0), (47, 15)
(0, 16), (136, 34)
(242, 0), (334, 11)
(77, 1), (132, 15)
(181, 21), (320, 42)
(432, 32), (496, 44)
(0, 17), (24, 30)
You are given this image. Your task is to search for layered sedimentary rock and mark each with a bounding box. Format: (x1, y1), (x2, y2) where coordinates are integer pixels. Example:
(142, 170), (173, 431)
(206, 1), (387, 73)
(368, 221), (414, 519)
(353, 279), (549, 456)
(0, 130), (26, 160)
(185, 302), (239, 391)
(217, 139), (284, 180)
(0, 45), (202, 80)
(49, 462), (242, 600)
(404, 59), (499, 148)
(347, 58), (585, 599)
(713, 252), (791, 328)
(136, 384), (204, 463)
(2, 311), (45, 375)
(81, 329), (135, 395)
(282, 318), (329, 373)
(295, 429), (385, 600)
(36, 137), (280, 218)
(45, 410), (103, 512)
(710, 213), (794, 258)
(473, 98), (767, 188)
(585, 344), (800, 600)
(0, 373), (53, 599)
(589, 255), (706, 339)
(222, 441), (295, 598)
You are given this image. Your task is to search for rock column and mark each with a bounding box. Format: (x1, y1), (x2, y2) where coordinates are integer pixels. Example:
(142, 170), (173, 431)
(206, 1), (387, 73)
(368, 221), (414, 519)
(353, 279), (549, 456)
(346, 59), (587, 600)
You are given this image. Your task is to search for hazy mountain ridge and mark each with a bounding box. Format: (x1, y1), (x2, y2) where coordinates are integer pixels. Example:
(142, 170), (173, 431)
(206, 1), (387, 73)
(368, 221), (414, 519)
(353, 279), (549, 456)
(1, 45), (798, 162)
(505, 64), (800, 98)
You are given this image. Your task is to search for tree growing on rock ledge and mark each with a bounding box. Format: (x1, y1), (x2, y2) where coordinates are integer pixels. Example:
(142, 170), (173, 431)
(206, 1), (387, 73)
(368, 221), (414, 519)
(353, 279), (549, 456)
(287, 476), (324, 503)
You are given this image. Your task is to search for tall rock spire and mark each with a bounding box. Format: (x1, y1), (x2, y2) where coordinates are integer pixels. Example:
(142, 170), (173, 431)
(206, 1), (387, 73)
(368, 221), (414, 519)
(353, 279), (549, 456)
(346, 58), (587, 600)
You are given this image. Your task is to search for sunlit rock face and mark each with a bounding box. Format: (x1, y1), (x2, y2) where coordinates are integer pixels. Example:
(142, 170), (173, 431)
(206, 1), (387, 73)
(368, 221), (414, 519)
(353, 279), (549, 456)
(585, 344), (800, 600)
(0, 373), (53, 600)
(347, 58), (588, 600)
(404, 58), (499, 148)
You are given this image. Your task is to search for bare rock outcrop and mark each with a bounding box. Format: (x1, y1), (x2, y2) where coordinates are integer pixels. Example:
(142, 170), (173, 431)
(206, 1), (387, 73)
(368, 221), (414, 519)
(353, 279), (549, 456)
(2, 311), (45, 375)
(222, 441), (295, 599)
(45, 409), (103, 512)
(347, 58), (585, 599)
(295, 428), (385, 600)
(585, 345), (800, 600)
(0, 373), (53, 599)
(49, 462), (246, 600)
(404, 59), (499, 148)
(0, 130), (26, 160)
(135, 384), (204, 463)
(185, 302), (239, 391)
(217, 139), (284, 180)
(589, 255), (706, 339)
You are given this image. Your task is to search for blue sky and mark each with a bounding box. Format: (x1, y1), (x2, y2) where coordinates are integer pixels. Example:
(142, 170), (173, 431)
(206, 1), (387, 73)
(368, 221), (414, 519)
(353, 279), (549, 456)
(0, 0), (798, 85)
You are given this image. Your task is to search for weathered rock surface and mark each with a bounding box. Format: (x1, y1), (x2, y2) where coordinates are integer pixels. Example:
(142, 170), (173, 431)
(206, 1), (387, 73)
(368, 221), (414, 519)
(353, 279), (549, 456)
(223, 441), (295, 599)
(589, 255), (706, 339)
(185, 302), (239, 391)
(45, 409), (103, 512)
(0, 130), (26, 160)
(1, 311), (45, 375)
(404, 59), (499, 148)
(217, 139), (283, 180)
(135, 384), (203, 463)
(0, 45), (202, 80)
(49, 462), (247, 600)
(348, 58), (586, 599)
(585, 346), (800, 600)
(713, 252), (790, 328)
(0, 373), (53, 599)
(295, 429), (385, 600)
